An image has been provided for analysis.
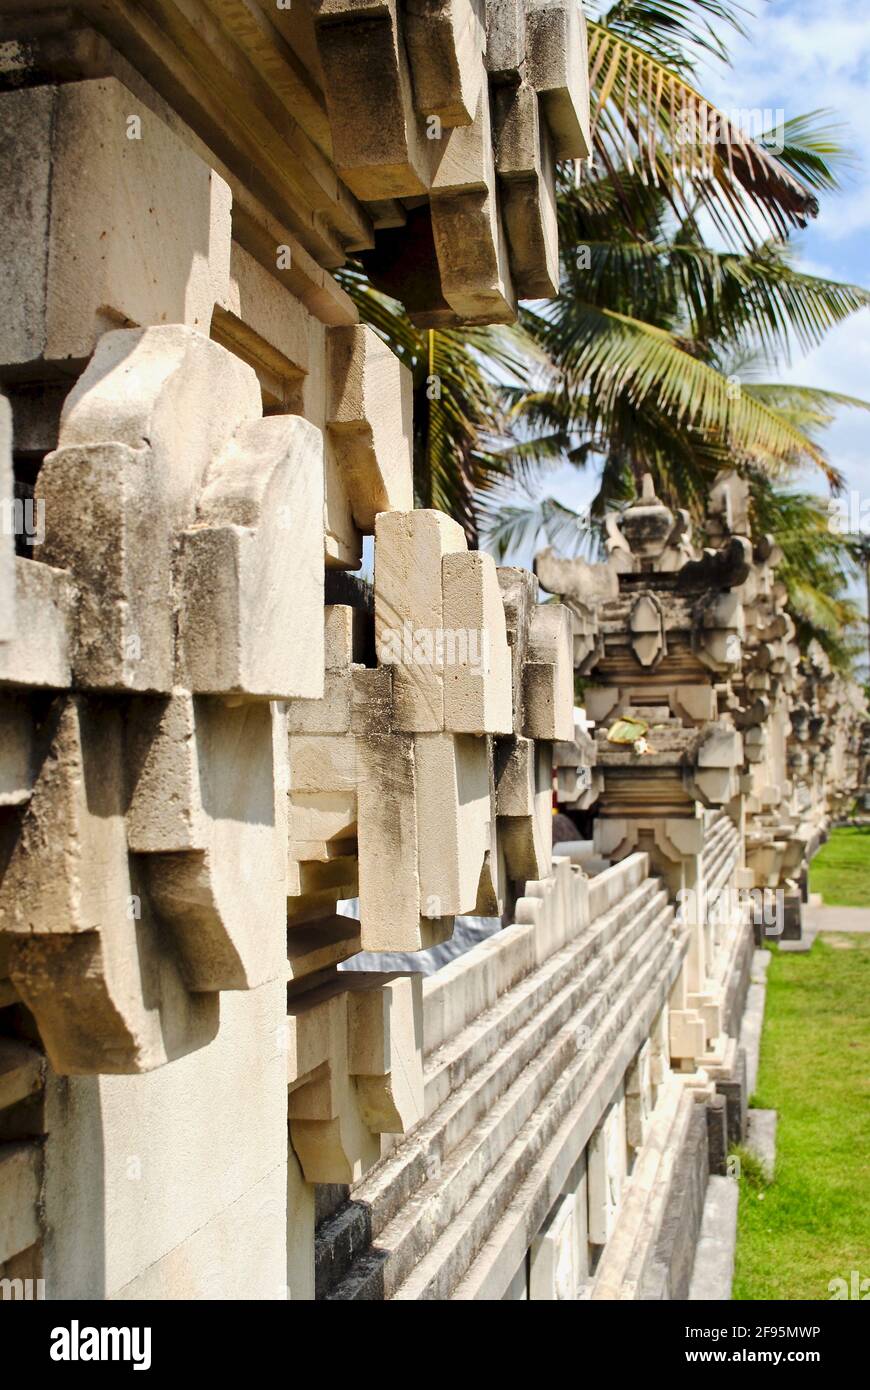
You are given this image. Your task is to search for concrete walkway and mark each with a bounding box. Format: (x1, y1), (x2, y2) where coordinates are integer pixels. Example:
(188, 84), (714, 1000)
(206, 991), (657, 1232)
(803, 905), (870, 933)
(783, 903), (870, 953)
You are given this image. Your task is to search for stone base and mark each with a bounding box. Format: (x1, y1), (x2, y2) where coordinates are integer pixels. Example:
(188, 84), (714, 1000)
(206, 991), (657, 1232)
(636, 1093), (710, 1300)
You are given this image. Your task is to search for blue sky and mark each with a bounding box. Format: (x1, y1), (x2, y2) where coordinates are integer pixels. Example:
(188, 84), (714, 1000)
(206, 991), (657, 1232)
(506, 0), (870, 567)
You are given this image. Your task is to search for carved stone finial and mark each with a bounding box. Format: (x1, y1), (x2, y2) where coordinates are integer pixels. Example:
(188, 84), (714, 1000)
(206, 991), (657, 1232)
(613, 475), (677, 563)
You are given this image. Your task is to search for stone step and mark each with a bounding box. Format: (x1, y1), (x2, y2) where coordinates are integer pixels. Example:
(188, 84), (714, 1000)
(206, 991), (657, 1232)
(315, 882), (668, 1295)
(345, 880), (665, 1245)
(315, 883), (669, 1295)
(397, 914), (682, 1300)
(325, 900), (677, 1299)
(591, 1074), (690, 1299)
(425, 876), (664, 1112)
(702, 817), (740, 888)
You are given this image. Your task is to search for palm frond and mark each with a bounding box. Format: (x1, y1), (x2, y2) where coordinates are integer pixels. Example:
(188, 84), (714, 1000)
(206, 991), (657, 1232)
(530, 299), (838, 479)
(480, 494), (595, 562)
(768, 111), (857, 193)
(595, 0), (749, 72)
(586, 21), (823, 245)
(747, 479), (862, 666)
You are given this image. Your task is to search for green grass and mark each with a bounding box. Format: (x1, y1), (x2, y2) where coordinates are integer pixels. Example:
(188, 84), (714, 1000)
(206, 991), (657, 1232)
(732, 934), (870, 1299)
(809, 825), (870, 906)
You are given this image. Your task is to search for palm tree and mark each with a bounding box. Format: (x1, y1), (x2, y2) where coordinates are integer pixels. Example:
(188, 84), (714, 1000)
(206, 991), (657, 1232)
(338, 265), (532, 545)
(343, 2), (869, 662)
(488, 197), (869, 520)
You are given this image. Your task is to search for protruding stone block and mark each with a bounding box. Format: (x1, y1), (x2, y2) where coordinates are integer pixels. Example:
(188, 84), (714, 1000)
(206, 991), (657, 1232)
(0, 559), (72, 691)
(127, 694), (288, 991)
(177, 414), (325, 699)
(416, 732), (492, 916)
(313, 5), (433, 199)
(405, 0), (486, 127)
(494, 81), (559, 298)
(38, 325), (259, 693)
(525, 1), (592, 159)
(0, 79), (232, 369)
(524, 604), (575, 740)
(356, 733), (454, 950)
(0, 697), (218, 1073)
(496, 735), (553, 880)
(326, 326), (414, 530)
(430, 84), (517, 322)
(375, 509), (467, 732)
(287, 971), (424, 1184)
(442, 550), (513, 734)
(485, 0), (526, 79)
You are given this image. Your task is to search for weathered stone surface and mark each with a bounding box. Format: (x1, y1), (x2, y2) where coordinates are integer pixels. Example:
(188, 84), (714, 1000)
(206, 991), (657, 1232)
(430, 84), (517, 322)
(127, 694), (288, 991)
(416, 732), (491, 916)
(0, 396), (12, 645)
(39, 325), (324, 699)
(326, 326), (414, 530)
(0, 80), (232, 369)
(288, 972), (423, 1183)
(0, 560), (73, 691)
(177, 414), (325, 698)
(0, 697), (219, 1074)
(405, 0), (487, 127)
(37, 325), (256, 691)
(496, 735), (553, 880)
(525, 0), (592, 159)
(442, 550), (513, 734)
(494, 81), (559, 298)
(313, 7), (433, 200)
(485, 0), (526, 78)
(524, 603), (575, 740)
(375, 508), (467, 732)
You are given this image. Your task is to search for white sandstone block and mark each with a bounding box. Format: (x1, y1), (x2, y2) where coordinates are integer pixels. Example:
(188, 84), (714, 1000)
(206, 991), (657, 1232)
(375, 509), (467, 732)
(442, 550), (513, 733)
(39, 325), (259, 693)
(524, 603), (575, 740)
(415, 732), (492, 916)
(525, 1), (592, 159)
(0, 697), (218, 1073)
(126, 694), (288, 992)
(327, 325), (414, 530)
(496, 735), (553, 880)
(178, 414), (325, 699)
(0, 79), (232, 369)
(405, 0), (487, 127)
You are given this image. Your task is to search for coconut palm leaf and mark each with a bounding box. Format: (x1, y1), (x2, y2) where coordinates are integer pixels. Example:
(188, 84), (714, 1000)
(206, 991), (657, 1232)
(766, 111), (857, 193)
(337, 267), (539, 540)
(557, 236), (870, 359)
(747, 478), (862, 666)
(595, 0), (749, 72)
(585, 18), (822, 245)
(524, 300), (841, 479)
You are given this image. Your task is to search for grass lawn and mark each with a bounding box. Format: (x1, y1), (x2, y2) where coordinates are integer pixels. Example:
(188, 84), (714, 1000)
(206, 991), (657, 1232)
(809, 825), (870, 906)
(732, 933), (870, 1299)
